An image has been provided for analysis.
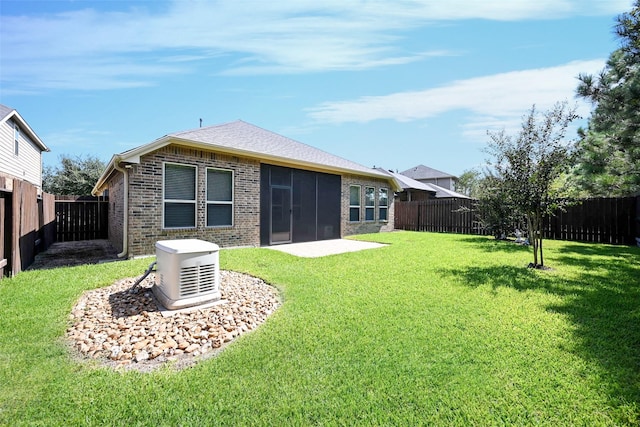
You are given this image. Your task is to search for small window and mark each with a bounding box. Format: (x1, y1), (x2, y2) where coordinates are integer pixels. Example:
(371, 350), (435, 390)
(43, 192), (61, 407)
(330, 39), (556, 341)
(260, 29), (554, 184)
(163, 163), (196, 228)
(379, 188), (389, 221)
(365, 186), (375, 221)
(206, 168), (233, 227)
(14, 124), (19, 156)
(349, 185), (361, 222)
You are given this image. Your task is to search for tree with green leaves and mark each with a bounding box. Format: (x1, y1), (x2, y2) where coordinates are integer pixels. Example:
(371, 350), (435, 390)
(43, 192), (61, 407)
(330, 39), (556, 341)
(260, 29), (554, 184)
(574, 1), (640, 196)
(475, 175), (519, 239)
(43, 154), (106, 195)
(484, 102), (579, 268)
(456, 168), (481, 198)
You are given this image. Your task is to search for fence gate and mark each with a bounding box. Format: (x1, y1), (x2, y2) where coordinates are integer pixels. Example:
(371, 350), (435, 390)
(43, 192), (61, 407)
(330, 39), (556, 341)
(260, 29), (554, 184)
(55, 196), (109, 242)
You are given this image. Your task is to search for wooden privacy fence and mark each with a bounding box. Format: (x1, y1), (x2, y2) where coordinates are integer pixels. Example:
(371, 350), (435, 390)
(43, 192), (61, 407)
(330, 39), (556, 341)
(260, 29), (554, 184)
(55, 196), (109, 242)
(0, 177), (55, 277)
(395, 198), (482, 235)
(395, 196), (640, 246)
(543, 197), (638, 245)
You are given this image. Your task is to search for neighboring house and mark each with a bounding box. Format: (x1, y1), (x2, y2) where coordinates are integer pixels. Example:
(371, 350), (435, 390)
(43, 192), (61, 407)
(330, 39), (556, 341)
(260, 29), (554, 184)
(92, 120), (400, 257)
(375, 168), (469, 200)
(0, 104), (50, 193)
(400, 164), (458, 190)
(0, 104), (53, 277)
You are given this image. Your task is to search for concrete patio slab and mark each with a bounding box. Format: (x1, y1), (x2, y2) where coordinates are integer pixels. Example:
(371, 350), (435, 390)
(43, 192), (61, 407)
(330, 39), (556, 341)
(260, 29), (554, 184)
(266, 239), (387, 258)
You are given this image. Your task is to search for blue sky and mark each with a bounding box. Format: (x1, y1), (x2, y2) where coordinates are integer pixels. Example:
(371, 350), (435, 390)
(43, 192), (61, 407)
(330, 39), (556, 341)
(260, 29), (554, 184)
(0, 0), (633, 176)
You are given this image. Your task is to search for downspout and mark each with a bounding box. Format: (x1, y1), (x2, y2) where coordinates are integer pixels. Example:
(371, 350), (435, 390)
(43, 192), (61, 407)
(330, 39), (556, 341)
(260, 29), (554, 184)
(113, 160), (129, 258)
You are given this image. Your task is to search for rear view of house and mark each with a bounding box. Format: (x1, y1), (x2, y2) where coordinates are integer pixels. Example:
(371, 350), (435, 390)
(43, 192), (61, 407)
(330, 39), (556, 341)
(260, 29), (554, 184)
(93, 120), (399, 257)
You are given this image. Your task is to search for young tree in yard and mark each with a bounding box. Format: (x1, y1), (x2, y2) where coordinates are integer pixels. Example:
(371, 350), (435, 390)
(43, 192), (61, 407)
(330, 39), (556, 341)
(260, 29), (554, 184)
(485, 102), (579, 268)
(574, 1), (640, 196)
(43, 154), (106, 195)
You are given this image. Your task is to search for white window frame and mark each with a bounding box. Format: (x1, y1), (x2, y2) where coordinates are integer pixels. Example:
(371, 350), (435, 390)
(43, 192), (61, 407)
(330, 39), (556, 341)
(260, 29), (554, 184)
(378, 188), (389, 222)
(206, 167), (234, 228)
(365, 186), (375, 222)
(14, 123), (19, 156)
(349, 185), (361, 222)
(163, 162), (197, 229)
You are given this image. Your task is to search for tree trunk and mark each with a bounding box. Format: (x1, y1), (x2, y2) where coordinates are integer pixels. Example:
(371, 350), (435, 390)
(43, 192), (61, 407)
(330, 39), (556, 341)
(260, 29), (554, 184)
(527, 215), (538, 266)
(535, 212), (544, 267)
(539, 233), (544, 267)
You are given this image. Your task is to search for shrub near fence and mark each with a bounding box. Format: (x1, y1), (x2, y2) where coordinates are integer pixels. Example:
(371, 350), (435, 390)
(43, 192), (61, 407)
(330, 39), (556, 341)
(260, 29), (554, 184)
(55, 196), (108, 242)
(395, 196), (640, 246)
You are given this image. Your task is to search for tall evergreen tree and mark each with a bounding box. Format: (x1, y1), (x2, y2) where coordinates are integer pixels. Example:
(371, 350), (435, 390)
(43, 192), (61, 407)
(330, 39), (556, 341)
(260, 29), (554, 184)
(575, 1), (640, 196)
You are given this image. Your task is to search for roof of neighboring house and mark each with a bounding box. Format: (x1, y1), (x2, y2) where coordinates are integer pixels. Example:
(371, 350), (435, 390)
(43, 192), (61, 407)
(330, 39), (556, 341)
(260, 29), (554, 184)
(423, 182), (469, 199)
(376, 168), (469, 199)
(0, 104), (49, 152)
(400, 164), (457, 180)
(94, 120), (400, 194)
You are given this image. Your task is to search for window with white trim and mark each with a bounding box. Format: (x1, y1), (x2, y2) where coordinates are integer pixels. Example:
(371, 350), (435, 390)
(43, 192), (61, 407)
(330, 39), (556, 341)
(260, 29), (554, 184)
(378, 188), (389, 221)
(163, 163), (196, 228)
(349, 185), (361, 222)
(365, 186), (375, 221)
(14, 124), (19, 156)
(206, 168), (233, 227)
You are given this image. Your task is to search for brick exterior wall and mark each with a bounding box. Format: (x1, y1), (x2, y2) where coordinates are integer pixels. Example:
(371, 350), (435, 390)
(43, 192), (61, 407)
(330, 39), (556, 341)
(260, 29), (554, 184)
(107, 172), (124, 253)
(114, 145), (261, 257)
(107, 144), (395, 257)
(341, 174), (394, 236)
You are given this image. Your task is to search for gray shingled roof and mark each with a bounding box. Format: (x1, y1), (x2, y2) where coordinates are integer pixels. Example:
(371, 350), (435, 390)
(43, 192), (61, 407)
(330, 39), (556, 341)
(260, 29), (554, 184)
(400, 164), (457, 180)
(167, 120), (386, 177)
(96, 120), (396, 195)
(0, 104), (13, 121)
(376, 168), (468, 198)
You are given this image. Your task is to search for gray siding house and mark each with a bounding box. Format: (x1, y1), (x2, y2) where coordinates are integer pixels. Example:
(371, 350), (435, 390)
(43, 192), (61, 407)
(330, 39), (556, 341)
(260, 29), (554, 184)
(400, 164), (458, 190)
(93, 120), (399, 257)
(0, 104), (50, 193)
(376, 168), (469, 201)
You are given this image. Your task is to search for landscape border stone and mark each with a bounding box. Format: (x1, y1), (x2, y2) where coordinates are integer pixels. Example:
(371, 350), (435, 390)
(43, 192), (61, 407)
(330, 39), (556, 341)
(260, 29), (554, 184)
(66, 270), (281, 373)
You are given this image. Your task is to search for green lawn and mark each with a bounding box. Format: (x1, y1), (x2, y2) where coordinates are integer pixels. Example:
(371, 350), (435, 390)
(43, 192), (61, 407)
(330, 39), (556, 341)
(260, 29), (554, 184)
(1, 231), (639, 426)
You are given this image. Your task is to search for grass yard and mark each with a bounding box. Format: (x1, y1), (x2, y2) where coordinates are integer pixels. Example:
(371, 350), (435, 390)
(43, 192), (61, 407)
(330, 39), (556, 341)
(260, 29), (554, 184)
(1, 231), (639, 426)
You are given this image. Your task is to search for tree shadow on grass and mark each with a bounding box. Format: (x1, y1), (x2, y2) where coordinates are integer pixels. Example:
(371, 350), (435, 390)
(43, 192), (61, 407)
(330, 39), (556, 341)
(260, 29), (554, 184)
(444, 257), (640, 421)
(455, 235), (532, 254)
(445, 264), (579, 296)
(551, 243), (640, 271)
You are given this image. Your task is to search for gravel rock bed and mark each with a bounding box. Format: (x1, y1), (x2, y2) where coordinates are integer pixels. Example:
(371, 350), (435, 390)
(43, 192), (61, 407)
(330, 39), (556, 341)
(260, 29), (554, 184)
(66, 270), (280, 372)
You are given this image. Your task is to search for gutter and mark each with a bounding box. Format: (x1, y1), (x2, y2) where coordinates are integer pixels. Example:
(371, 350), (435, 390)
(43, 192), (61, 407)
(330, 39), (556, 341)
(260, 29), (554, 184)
(93, 155), (129, 259)
(113, 159), (129, 259)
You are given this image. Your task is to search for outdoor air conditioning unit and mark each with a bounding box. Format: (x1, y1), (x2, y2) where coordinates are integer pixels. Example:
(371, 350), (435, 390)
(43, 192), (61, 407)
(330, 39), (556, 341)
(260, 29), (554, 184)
(154, 239), (221, 310)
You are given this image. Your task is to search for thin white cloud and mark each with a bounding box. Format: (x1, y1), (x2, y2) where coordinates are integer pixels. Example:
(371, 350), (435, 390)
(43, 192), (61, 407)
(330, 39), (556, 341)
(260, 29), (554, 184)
(0, 0), (631, 92)
(306, 59), (605, 138)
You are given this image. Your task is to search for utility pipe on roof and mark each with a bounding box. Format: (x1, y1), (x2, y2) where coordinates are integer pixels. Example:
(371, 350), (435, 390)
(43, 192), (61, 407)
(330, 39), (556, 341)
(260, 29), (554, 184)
(113, 159), (128, 259)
